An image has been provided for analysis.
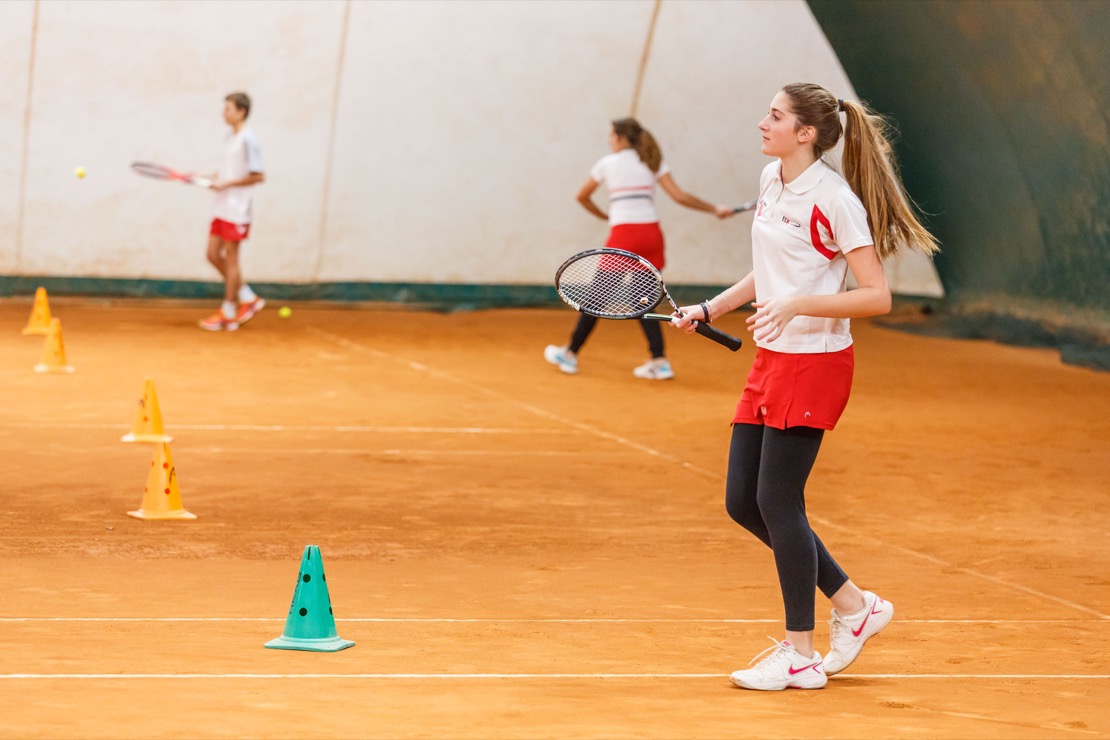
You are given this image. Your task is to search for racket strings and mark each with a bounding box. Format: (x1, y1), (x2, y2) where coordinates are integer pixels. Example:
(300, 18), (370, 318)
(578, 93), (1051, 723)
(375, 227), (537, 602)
(556, 253), (663, 318)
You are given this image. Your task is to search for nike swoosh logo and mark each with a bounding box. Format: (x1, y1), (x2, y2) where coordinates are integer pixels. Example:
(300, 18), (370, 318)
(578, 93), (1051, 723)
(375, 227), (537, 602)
(852, 600), (885, 638)
(788, 662), (821, 675)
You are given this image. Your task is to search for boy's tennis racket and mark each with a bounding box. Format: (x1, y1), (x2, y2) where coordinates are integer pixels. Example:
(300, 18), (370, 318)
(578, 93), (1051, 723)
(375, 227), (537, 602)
(131, 161), (212, 188)
(555, 248), (743, 351)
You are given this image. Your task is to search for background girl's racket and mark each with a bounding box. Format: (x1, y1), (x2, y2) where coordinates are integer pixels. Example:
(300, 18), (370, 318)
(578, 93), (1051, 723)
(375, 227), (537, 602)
(555, 248), (743, 351)
(130, 161), (212, 188)
(732, 199), (757, 214)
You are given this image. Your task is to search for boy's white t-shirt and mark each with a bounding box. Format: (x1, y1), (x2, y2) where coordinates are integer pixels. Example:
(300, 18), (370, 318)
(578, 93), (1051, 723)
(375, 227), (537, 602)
(212, 128), (264, 225)
(589, 149), (670, 225)
(750, 158), (874, 353)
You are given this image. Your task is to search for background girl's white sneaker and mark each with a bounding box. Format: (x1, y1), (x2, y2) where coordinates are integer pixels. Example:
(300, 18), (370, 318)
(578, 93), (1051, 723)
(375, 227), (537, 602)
(824, 591), (894, 676)
(543, 345), (578, 374)
(729, 638), (827, 691)
(632, 358), (674, 380)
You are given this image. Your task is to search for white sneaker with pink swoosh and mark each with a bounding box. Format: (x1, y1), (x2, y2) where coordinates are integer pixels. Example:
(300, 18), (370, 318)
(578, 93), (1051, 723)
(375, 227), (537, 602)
(824, 591), (894, 676)
(729, 638), (827, 691)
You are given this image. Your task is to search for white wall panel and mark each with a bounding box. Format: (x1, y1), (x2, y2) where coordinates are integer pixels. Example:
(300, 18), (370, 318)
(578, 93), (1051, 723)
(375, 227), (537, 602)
(317, 0), (654, 283)
(0, 2), (35, 272)
(17, 0), (344, 280)
(1, 0), (942, 296)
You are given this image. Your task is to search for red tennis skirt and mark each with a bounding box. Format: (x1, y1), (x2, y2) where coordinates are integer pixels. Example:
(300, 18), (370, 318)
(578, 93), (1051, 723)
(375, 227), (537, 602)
(210, 218), (251, 242)
(607, 222), (665, 270)
(733, 345), (855, 430)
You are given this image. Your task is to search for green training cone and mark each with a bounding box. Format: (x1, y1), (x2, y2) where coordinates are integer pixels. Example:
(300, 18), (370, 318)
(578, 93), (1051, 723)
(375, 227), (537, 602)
(265, 545), (355, 652)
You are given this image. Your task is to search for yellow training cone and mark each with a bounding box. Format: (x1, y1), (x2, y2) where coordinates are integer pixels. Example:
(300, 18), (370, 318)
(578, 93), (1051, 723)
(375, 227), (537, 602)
(121, 378), (173, 443)
(127, 443), (196, 520)
(33, 318), (74, 373)
(22, 287), (52, 335)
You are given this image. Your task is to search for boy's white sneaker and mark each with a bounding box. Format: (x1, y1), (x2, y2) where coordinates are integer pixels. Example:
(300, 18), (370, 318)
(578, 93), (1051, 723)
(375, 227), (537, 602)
(632, 357), (674, 380)
(824, 591), (894, 676)
(543, 345), (578, 375)
(729, 638), (827, 691)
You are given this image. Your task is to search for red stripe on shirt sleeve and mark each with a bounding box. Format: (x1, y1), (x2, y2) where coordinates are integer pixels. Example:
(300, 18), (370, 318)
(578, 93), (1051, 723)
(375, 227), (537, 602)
(810, 205), (837, 260)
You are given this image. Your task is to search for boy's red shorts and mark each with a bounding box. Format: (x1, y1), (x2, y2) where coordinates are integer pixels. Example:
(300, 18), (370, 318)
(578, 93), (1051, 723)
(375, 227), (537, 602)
(210, 218), (250, 242)
(733, 345), (855, 430)
(606, 222), (665, 270)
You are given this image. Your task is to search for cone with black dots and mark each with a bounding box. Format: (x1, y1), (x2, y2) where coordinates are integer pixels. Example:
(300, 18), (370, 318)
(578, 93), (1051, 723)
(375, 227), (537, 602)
(265, 545), (354, 652)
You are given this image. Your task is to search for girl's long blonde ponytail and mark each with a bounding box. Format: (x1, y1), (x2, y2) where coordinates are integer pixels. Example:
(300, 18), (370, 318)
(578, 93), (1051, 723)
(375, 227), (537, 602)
(840, 100), (939, 259)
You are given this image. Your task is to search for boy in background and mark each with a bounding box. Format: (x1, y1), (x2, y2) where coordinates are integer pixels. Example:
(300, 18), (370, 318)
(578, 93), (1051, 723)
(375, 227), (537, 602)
(199, 91), (266, 331)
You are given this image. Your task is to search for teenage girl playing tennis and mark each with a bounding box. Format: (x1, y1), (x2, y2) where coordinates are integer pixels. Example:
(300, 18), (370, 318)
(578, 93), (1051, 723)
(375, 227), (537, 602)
(544, 118), (733, 380)
(673, 83), (939, 690)
(199, 92), (266, 331)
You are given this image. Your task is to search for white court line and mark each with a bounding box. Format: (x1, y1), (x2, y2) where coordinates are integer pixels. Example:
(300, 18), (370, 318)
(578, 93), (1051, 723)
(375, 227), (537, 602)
(0, 673), (1106, 680)
(0, 617), (1104, 624)
(309, 328), (721, 481)
(192, 448), (593, 457)
(303, 328), (1110, 622)
(0, 422), (567, 434)
(809, 515), (1110, 621)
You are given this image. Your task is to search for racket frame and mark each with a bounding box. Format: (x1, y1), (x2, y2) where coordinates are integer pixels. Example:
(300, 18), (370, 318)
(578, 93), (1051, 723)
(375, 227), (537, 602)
(555, 248), (743, 351)
(130, 161), (212, 189)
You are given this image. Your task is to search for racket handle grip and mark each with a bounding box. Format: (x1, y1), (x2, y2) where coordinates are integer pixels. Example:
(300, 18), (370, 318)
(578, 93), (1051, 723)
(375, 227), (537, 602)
(694, 321), (743, 351)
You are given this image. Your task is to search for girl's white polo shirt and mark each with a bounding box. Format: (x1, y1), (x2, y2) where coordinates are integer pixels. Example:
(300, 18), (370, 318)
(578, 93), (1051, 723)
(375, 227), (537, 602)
(589, 149), (670, 226)
(750, 158), (874, 354)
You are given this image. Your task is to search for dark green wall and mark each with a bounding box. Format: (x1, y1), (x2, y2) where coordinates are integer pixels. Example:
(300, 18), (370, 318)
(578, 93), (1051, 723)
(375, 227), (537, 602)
(808, 0), (1109, 327)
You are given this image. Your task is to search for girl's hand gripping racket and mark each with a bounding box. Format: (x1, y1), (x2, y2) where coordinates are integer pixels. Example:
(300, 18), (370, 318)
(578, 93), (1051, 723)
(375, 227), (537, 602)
(555, 248), (743, 352)
(130, 161), (213, 188)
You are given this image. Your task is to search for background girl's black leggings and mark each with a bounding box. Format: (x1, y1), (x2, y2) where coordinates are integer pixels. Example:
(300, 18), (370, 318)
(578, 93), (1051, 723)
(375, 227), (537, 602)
(568, 314), (664, 358)
(725, 422), (849, 632)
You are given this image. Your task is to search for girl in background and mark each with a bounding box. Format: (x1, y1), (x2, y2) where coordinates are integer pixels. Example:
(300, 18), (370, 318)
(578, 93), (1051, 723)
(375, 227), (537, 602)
(545, 118), (732, 380)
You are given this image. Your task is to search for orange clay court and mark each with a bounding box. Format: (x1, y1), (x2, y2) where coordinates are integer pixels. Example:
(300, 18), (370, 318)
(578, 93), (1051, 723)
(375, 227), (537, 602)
(0, 297), (1107, 739)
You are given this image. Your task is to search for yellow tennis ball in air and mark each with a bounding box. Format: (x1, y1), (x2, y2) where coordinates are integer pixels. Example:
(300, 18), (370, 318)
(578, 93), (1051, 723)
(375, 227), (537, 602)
(74, 166), (87, 179)
(279, 306), (292, 318)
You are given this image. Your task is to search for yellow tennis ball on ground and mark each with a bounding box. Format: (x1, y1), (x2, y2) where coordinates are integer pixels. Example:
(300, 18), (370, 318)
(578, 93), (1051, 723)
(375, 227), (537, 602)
(74, 166), (86, 179)
(279, 306), (292, 318)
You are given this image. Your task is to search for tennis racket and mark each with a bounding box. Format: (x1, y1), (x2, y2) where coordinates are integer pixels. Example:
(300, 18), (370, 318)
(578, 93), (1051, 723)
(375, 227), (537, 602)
(555, 248), (743, 351)
(130, 161), (212, 188)
(732, 199), (758, 214)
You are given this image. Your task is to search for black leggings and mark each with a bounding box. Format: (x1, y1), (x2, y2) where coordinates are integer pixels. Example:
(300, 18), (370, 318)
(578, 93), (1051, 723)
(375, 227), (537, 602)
(568, 314), (664, 358)
(725, 423), (849, 632)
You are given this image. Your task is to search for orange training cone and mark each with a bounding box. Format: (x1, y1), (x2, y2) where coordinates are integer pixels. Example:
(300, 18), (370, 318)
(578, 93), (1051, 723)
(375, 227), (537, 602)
(33, 318), (74, 373)
(126, 442), (196, 520)
(22, 287), (52, 335)
(121, 378), (173, 443)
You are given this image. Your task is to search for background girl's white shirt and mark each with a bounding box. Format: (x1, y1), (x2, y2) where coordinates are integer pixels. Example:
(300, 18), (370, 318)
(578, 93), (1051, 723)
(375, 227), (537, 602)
(751, 158), (873, 353)
(213, 128), (264, 226)
(589, 149), (671, 226)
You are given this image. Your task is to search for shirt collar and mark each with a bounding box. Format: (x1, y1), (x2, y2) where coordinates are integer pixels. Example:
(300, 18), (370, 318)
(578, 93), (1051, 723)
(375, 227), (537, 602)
(780, 158), (828, 195)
